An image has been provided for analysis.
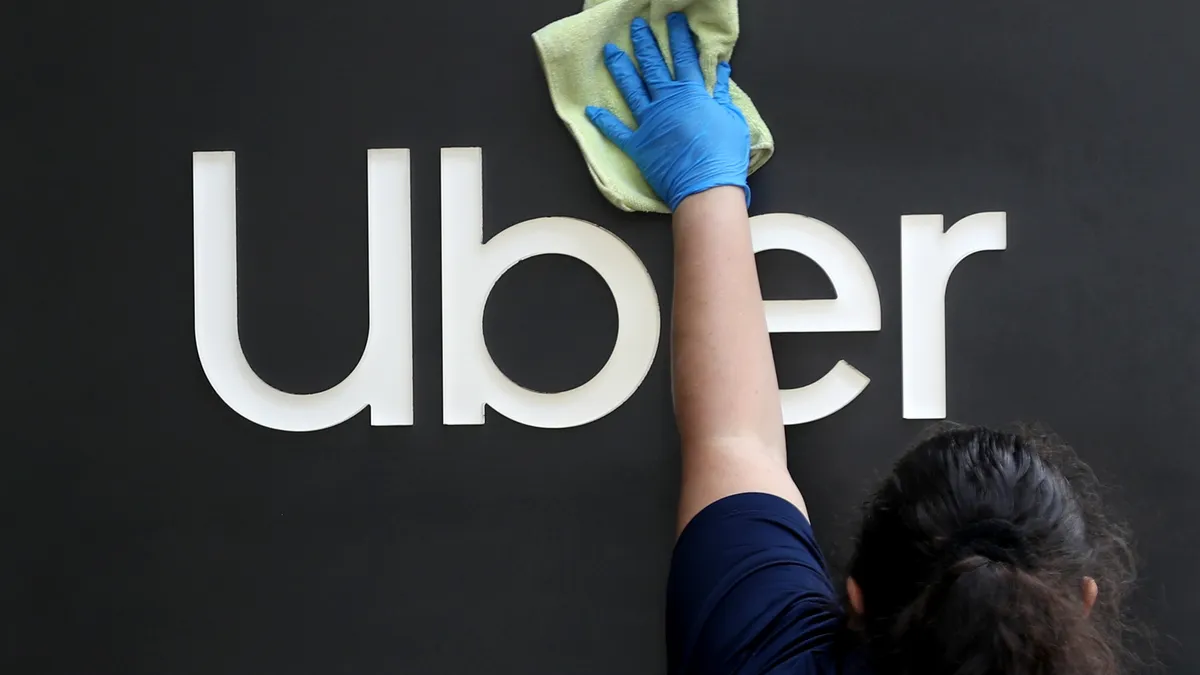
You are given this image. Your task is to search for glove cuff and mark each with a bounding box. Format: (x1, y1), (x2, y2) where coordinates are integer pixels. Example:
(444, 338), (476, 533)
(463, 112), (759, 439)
(668, 181), (751, 212)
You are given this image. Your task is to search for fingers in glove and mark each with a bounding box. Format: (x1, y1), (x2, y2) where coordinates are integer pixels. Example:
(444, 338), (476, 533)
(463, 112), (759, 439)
(630, 17), (672, 96)
(666, 13), (703, 83)
(602, 44), (651, 118)
(714, 62), (733, 105)
(585, 106), (634, 149)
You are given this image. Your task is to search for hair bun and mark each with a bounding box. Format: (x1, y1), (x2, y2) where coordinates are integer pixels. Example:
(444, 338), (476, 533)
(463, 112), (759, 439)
(947, 518), (1032, 568)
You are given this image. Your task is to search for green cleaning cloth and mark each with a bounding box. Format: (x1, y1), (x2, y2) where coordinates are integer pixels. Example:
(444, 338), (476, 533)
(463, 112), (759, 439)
(533, 0), (774, 213)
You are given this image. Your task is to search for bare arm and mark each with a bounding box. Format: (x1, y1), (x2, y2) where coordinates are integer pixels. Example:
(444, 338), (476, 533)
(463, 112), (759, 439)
(585, 14), (806, 534)
(671, 188), (806, 531)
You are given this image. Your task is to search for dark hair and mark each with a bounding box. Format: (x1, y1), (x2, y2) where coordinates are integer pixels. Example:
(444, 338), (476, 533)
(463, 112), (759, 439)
(847, 425), (1138, 675)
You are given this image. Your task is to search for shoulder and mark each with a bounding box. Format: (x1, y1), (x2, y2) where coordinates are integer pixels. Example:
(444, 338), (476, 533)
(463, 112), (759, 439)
(666, 493), (855, 675)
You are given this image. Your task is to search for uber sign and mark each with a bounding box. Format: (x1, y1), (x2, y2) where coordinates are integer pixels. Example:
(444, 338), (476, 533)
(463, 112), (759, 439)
(193, 148), (1007, 432)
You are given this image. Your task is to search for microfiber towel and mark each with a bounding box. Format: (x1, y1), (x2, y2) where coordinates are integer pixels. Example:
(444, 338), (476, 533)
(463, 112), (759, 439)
(533, 0), (774, 213)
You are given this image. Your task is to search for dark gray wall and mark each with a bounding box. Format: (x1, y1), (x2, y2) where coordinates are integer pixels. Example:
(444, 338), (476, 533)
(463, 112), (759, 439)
(7, 0), (1197, 673)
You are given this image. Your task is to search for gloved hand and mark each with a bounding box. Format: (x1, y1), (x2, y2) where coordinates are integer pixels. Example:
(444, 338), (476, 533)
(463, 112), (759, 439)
(586, 13), (751, 211)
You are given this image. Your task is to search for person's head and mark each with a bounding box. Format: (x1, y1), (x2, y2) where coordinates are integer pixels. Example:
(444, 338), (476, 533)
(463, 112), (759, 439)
(846, 425), (1137, 675)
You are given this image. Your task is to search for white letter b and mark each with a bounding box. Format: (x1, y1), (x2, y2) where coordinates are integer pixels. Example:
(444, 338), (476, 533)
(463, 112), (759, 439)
(440, 148), (660, 428)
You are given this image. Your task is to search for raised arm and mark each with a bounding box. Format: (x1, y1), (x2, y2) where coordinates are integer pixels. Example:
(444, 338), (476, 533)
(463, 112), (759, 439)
(669, 187), (805, 528)
(587, 14), (806, 532)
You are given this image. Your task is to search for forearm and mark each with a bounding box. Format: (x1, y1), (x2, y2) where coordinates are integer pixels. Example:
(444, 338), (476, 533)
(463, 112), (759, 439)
(671, 188), (789, 522)
(671, 187), (784, 451)
(584, 13), (804, 530)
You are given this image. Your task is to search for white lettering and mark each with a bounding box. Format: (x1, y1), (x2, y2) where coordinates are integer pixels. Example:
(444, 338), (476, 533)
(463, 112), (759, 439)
(192, 146), (1008, 431)
(752, 214), (882, 424)
(440, 148), (660, 428)
(901, 212), (1007, 419)
(193, 149), (414, 431)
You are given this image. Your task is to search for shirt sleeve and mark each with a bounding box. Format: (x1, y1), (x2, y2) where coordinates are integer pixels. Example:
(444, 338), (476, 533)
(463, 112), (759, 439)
(666, 492), (845, 675)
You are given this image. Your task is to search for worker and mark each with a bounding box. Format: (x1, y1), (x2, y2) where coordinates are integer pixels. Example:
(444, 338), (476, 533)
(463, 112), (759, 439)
(584, 14), (1136, 675)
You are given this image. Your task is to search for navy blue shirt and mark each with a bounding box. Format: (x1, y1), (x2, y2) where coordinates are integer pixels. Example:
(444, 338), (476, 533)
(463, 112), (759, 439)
(666, 492), (869, 675)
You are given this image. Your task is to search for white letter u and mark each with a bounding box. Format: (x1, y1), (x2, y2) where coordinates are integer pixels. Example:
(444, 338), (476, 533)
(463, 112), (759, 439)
(192, 150), (413, 432)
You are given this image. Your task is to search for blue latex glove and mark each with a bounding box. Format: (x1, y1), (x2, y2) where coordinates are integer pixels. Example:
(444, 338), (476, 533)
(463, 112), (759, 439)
(586, 13), (751, 211)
